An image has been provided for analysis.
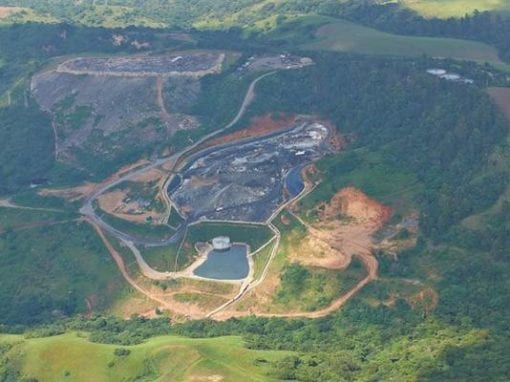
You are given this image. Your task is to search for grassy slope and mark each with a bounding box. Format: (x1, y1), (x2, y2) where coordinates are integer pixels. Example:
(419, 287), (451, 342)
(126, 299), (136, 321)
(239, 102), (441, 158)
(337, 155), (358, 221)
(73, 5), (165, 28)
(400, 0), (510, 18)
(303, 17), (504, 66)
(0, 4), (162, 27)
(0, 207), (74, 230)
(0, 333), (290, 382)
(0, 6), (57, 24)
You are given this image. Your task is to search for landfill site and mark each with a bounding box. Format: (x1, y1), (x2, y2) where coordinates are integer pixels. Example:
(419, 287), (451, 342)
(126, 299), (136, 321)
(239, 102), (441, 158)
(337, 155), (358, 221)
(57, 52), (225, 77)
(238, 53), (314, 73)
(168, 118), (332, 223)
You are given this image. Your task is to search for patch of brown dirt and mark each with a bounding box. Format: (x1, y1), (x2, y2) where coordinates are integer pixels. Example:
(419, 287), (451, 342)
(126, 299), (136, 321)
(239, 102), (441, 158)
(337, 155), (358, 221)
(488, 87), (510, 122)
(39, 182), (97, 202)
(0, 6), (21, 18)
(187, 175), (218, 187)
(97, 190), (128, 213)
(39, 159), (151, 202)
(97, 187), (166, 224)
(230, 269), (282, 315)
(318, 187), (393, 227)
(131, 168), (165, 183)
(138, 277), (239, 319)
(113, 295), (159, 319)
(187, 375), (224, 382)
(409, 287), (439, 315)
(321, 120), (346, 151)
(207, 113), (297, 147)
(288, 187), (391, 271)
(287, 229), (351, 270)
(217, 187), (388, 319)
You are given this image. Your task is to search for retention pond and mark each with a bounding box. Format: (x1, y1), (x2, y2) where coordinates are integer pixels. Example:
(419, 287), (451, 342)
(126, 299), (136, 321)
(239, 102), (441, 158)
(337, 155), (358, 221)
(193, 244), (250, 280)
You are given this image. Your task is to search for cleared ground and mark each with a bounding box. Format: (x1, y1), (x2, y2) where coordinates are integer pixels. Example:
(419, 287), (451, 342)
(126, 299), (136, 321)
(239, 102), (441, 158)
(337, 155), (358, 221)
(304, 18), (504, 66)
(217, 186), (391, 317)
(488, 87), (510, 121)
(0, 333), (290, 382)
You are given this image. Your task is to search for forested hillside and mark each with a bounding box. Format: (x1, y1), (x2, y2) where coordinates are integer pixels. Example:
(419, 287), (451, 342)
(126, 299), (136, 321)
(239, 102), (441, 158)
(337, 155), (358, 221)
(1, 0), (510, 64)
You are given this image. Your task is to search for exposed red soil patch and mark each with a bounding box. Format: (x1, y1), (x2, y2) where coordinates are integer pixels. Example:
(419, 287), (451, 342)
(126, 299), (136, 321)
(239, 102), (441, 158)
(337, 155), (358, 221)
(318, 187), (393, 228)
(207, 113), (297, 147)
(0, 6), (21, 18)
(488, 87), (510, 122)
(215, 187), (388, 319)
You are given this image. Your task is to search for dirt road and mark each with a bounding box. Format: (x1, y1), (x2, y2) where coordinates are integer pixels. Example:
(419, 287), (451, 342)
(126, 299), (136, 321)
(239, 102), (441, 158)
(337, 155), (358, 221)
(0, 198), (64, 213)
(156, 76), (172, 122)
(88, 219), (172, 310)
(81, 71), (276, 248)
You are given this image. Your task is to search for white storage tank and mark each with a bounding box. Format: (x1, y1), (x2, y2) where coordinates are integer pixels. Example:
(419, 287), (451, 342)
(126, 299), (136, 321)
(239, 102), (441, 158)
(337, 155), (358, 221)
(211, 236), (231, 251)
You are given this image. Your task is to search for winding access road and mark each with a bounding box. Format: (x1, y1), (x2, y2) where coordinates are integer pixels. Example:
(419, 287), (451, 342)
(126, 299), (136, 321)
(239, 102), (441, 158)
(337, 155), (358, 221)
(81, 69), (378, 320)
(80, 71), (276, 247)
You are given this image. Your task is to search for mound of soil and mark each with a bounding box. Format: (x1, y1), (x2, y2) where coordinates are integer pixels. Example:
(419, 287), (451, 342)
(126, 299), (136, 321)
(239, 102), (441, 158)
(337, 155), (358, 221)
(319, 187), (392, 227)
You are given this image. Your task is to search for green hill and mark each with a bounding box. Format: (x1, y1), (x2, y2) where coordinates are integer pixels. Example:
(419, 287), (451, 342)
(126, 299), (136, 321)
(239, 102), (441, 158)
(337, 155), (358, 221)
(0, 333), (290, 382)
(301, 17), (505, 67)
(399, 0), (510, 18)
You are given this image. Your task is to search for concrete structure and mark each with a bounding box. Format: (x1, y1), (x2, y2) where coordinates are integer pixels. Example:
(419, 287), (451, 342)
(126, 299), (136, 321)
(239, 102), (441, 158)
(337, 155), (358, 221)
(212, 236), (232, 251)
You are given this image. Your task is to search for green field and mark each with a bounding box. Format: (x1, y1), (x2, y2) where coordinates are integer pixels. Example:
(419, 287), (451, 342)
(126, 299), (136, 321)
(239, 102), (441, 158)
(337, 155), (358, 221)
(0, 333), (291, 382)
(304, 17), (505, 66)
(142, 243), (182, 272)
(400, 0), (510, 18)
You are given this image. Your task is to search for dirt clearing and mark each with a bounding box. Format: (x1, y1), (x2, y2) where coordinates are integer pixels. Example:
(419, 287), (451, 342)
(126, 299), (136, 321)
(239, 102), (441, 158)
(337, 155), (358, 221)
(317, 187), (393, 227)
(0, 6), (21, 18)
(215, 187), (390, 319)
(207, 113), (297, 147)
(39, 159), (151, 202)
(287, 187), (391, 271)
(488, 87), (510, 122)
